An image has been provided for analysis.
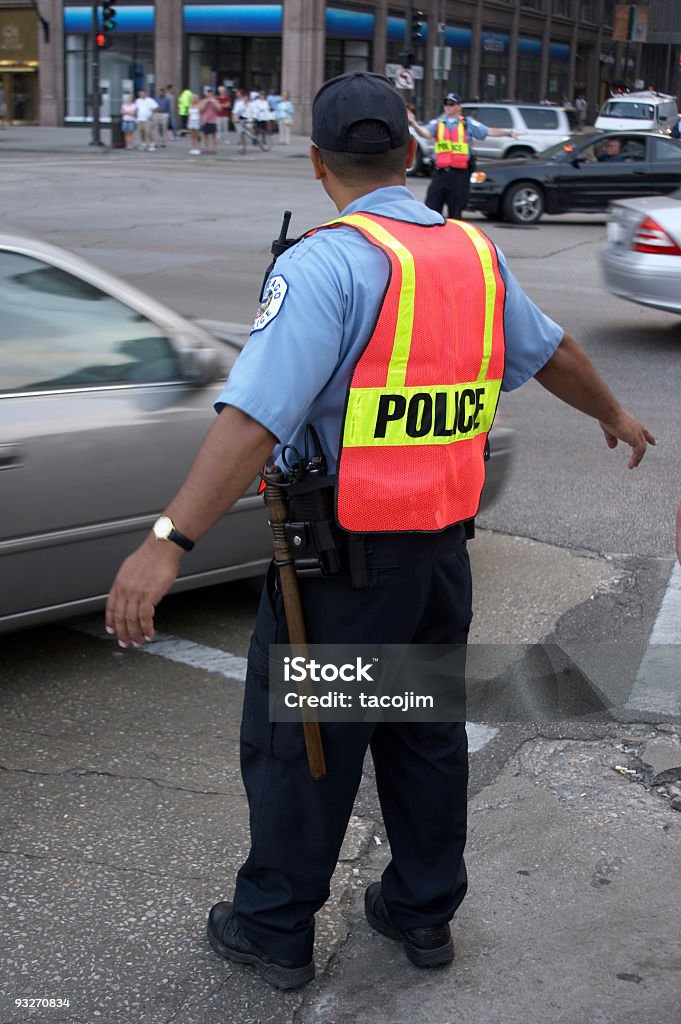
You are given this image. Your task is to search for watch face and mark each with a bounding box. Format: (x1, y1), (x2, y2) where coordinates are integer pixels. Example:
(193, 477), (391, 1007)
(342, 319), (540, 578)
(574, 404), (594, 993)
(154, 516), (173, 540)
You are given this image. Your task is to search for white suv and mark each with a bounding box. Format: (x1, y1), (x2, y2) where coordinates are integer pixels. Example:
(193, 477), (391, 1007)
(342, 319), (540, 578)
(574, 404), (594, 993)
(461, 103), (572, 159)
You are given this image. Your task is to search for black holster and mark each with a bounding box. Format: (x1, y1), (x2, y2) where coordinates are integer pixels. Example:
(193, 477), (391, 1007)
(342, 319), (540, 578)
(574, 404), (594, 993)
(281, 473), (370, 588)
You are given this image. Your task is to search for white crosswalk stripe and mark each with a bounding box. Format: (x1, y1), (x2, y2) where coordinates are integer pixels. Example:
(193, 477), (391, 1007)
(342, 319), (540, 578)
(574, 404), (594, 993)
(72, 619), (499, 750)
(626, 561), (681, 716)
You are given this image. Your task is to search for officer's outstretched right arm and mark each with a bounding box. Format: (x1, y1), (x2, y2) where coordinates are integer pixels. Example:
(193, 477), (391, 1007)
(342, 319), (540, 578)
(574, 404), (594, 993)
(534, 332), (656, 469)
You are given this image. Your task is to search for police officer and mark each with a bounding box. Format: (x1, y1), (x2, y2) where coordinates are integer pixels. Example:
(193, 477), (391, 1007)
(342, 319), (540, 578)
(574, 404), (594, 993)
(106, 72), (655, 991)
(409, 93), (518, 219)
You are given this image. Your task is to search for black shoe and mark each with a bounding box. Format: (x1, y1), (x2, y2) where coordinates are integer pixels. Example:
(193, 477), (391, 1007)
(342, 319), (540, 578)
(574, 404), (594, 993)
(364, 883), (454, 968)
(207, 902), (315, 990)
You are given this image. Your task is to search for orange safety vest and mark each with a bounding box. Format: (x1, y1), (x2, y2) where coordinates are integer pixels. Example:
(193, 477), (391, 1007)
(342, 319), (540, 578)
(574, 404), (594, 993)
(310, 214), (506, 534)
(435, 119), (469, 169)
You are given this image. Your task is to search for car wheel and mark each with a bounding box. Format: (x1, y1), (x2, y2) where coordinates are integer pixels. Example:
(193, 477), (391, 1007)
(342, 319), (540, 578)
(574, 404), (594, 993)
(502, 181), (544, 225)
(504, 146), (534, 159)
(406, 147), (424, 177)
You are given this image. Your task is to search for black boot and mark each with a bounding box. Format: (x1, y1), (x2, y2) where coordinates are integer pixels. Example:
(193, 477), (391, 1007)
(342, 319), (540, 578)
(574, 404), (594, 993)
(207, 902), (315, 990)
(364, 883), (454, 968)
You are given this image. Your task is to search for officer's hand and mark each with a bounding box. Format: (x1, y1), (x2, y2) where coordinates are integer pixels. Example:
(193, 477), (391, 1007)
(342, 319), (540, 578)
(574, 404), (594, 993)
(598, 412), (656, 469)
(105, 536), (183, 648)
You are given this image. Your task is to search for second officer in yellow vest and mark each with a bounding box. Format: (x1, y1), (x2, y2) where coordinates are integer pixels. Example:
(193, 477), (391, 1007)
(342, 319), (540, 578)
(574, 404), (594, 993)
(410, 92), (518, 219)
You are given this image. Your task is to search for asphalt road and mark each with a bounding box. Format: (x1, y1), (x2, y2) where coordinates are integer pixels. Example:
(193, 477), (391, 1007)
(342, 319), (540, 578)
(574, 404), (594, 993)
(2, 143), (678, 561)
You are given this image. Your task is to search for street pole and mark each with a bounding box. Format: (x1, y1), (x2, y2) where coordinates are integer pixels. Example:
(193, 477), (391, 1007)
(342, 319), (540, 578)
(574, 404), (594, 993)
(436, 0), (446, 114)
(91, 2), (102, 146)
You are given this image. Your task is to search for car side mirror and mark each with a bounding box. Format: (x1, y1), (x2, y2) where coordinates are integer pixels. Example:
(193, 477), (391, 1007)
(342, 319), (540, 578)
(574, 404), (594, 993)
(177, 342), (223, 385)
(572, 154), (588, 166)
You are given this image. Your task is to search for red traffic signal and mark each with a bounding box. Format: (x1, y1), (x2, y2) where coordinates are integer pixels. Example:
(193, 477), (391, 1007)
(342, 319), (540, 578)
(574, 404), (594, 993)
(95, 32), (111, 49)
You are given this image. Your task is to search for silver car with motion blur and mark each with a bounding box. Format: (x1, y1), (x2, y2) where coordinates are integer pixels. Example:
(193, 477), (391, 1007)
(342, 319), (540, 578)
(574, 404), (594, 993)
(0, 234), (515, 635)
(601, 188), (681, 315)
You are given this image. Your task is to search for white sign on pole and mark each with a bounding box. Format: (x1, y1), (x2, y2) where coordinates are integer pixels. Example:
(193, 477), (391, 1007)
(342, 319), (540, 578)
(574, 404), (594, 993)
(411, 65), (424, 80)
(395, 68), (416, 90)
(385, 63), (403, 79)
(433, 47), (452, 71)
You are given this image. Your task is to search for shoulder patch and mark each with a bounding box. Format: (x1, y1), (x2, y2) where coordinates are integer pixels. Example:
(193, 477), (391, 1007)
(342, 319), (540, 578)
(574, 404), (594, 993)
(251, 275), (288, 333)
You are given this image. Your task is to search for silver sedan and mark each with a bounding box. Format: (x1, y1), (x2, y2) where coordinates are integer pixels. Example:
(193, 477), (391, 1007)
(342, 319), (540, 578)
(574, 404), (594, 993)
(0, 234), (514, 635)
(601, 188), (681, 315)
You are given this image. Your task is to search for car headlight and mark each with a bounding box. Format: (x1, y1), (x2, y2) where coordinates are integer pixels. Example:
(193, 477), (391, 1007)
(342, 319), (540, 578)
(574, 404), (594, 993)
(470, 171), (487, 183)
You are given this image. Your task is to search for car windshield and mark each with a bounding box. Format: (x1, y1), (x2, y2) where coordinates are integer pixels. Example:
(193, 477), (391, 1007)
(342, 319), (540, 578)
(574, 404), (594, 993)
(600, 101), (654, 120)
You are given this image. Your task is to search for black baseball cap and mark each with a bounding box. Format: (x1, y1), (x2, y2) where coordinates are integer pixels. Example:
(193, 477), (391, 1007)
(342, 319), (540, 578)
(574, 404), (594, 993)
(445, 93), (462, 104)
(312, 72), (409, 153)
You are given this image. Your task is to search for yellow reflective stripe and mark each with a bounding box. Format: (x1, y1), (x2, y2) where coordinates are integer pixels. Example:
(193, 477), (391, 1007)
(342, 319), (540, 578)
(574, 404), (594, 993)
(453, 222), (497, 383)
(343, 380), (501, 447)
(331, 213), (415, 388)
(319, 214), (499, 389)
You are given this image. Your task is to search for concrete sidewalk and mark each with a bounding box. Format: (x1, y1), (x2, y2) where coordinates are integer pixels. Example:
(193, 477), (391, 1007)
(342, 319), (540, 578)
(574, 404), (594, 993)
(0, 124), (313, 160)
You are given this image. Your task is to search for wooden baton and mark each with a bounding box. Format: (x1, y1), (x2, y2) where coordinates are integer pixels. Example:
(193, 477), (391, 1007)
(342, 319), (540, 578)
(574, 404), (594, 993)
(263, 464), (327, 780)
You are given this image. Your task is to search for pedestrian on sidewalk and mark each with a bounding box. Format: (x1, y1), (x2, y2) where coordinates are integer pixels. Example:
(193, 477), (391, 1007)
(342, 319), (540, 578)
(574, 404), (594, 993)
(178, 86), (193, 134)
(153, 87), (171, 146)
(134, 89), (158, 151)
(106, 71), (655, 994)
(200, 88), (219, 154)
(120, 93), (137, 150)
(276, 92), (294, 144)
(216, 86), (232, 143)
(187, 94), (202, 155)
(166, 84), (179, 139)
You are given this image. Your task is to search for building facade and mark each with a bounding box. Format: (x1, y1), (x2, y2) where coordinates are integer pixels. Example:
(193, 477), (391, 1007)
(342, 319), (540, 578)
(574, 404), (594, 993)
(0, 1), (679, 131)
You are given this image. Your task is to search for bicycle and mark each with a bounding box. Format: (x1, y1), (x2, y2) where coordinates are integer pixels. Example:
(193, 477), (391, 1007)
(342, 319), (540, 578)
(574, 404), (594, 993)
(237, 119), (271, 154)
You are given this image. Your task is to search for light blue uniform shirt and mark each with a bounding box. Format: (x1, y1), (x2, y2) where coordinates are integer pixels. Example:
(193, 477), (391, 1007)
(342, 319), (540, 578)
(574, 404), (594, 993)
(216, 186), (562, 471)
(425, 115), (489, 141)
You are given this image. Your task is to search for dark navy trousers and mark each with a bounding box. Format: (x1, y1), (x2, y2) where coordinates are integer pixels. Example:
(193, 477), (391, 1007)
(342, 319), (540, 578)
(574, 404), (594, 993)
(232, 525), (472, 964)
(425, 167), (471, 221)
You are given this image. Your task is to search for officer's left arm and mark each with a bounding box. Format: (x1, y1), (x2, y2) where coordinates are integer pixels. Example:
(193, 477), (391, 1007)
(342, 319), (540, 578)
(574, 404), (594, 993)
(467, 117), (518, 140)
(534, 332), (656, 468)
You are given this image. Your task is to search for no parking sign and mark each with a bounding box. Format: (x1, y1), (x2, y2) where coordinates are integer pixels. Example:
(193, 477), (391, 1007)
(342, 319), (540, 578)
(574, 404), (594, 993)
(395, 68), (415, 90)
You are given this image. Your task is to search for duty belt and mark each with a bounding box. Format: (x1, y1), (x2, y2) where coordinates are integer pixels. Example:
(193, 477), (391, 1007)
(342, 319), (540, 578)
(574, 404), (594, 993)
(272, 471), (370, 589)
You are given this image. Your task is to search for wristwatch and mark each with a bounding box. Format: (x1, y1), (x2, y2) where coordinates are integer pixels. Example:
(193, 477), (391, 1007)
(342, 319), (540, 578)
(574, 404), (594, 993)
(152, 515), (195, 552)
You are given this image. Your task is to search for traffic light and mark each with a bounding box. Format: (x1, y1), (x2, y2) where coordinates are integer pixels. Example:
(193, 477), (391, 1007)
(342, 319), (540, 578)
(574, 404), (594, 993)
(96, 4), (115, 50)
(102, 4), (117, 32)
(411, 10), (426, 45)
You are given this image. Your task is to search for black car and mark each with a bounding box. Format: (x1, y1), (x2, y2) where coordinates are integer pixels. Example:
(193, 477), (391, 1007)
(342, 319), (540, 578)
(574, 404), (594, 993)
(467, 132), (681, 225)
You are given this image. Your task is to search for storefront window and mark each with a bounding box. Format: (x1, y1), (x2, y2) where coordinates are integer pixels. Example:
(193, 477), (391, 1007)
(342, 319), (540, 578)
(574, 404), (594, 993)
(64, 33), (154, 121)
(517, 52), (541, 101)
(187, 35), (280, 93)
(447, 49), (470, 98)
(580, 0), (596, 22)
(547, 59), (569, 103)
(480, 51), (507, 101)
(325, 38), (370, 80)
(65, 34), (87, 120)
